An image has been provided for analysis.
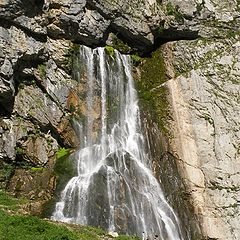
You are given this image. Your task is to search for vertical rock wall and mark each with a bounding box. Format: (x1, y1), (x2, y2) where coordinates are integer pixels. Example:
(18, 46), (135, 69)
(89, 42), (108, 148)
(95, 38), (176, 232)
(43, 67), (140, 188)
(162, 38), (240, 239)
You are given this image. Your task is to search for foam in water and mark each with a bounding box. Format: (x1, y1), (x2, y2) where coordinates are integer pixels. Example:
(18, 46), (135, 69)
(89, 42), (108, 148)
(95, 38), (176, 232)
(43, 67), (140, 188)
(52, 46), (184, 240)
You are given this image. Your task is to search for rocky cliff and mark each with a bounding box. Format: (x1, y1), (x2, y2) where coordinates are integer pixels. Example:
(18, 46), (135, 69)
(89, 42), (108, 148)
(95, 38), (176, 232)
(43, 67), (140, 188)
(0, 0), (239, 239)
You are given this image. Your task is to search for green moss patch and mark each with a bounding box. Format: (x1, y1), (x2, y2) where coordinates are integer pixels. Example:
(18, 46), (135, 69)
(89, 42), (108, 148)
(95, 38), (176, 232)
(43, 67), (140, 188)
(105, 45), (115, 57)
(38, 64), (46, 79)
(54, 148), (76, 185)
(0, 190), (27, 211)
(109, 33), (132, 54)
(136, 47), (169, 133)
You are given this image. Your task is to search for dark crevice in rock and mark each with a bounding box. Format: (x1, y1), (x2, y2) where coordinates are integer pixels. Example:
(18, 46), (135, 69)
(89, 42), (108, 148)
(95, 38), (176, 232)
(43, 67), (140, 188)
(20, 0), (45, 17)
(151, 29), (199, 54)
(14, 59), (45, 96)
(85, 1), (113, 20)
(0, 100), (14, 117)
(47, 24), (109, 50)
(109, 24), (153, 55)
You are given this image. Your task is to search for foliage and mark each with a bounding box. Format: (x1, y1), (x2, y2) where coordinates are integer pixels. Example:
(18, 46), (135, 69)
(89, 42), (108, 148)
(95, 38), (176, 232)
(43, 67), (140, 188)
(15, 146), (25, 155)
(0, 190), (27, 211)
(136, 47), (169, 133)
(0, 164), (14, 183)
(30, 167), (44, 172)
(55, 147), (73, 177)
(56, 147), (71, 160)
(0, 209), (140, 240)
(166, 3), (184, 22)
(0, 210), (78, 240)
(105, 45), (115, 57)
(0, 191), (140, 240)
(111, 34), (132, 54)
(38, 64), (46, 79)
(54, 148), (75, 195)
(131, 54), (142, 66)
(116, 235), (139, 240)
(64, 43), (81, 75)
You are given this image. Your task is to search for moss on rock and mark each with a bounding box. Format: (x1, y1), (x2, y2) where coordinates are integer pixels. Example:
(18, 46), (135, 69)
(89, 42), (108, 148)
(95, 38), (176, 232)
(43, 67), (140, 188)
(136, 47), (169, 133)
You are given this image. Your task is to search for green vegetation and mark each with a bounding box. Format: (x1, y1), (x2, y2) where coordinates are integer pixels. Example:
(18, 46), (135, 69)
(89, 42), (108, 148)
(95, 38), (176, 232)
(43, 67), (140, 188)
(136, 47), (169, 133)
(30, 167), (44, 172)
(56, 147), (71, 160)
(38, 64), (46, 79)
(166, 3), (184, 22)
(196, 0), (205, 15)
(116, 236), (139, 240)
(55, 147), (73, 176)
(0, 210), (79, 240)
(64, 43), (81, 75)
(226, 29), (240, 38)
(111, 34), (132, 54)
(54, 147), (75, 194)
(131, 54), (142, 66)
(0, 164), (14, 184)
(0, 191), (140, 240)
(0, 190), (27, 211)
(18, 79), (36, 89)
(0, 209), (140, 240)
(15, 146), (25, 155)
(105, 45), (115, 57)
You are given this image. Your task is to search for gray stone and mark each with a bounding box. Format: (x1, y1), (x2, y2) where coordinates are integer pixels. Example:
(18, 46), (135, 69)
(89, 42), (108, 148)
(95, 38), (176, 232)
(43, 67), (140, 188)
(14, 85), (63, 129)
(164, 36), (240, 240)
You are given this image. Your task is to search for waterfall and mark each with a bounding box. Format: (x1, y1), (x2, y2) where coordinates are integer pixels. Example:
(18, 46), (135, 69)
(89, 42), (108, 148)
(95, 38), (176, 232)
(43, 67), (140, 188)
(52, 46), (184, 240)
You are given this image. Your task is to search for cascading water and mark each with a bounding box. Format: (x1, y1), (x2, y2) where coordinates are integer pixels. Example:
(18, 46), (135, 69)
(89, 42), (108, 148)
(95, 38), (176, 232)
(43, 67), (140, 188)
(52, 46), (184, 240)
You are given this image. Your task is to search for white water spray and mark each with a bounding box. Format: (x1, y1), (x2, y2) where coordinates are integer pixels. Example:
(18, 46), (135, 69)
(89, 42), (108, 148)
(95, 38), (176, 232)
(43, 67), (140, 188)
(52, 46), (184, 240)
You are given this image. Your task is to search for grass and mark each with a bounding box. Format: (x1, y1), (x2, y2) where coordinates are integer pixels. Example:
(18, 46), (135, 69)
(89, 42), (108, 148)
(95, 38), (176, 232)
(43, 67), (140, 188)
(0, 210), (78, 240)
(0, 191), (140, 240)
(0, 190), (27, 212)
(0, 210), (140, 240)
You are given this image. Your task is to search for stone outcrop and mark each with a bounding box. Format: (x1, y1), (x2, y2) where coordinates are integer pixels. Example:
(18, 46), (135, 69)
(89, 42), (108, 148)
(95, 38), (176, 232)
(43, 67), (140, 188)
(161, 37), (240, 239)
(0, 0), (239, 239)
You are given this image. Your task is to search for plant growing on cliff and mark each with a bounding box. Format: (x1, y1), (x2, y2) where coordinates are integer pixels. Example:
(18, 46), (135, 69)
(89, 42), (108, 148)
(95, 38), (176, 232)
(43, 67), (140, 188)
(110, 33), (132, 54)
(54, 147), (75, 192)
(105, 45), (115, 57)
(38, 64), (46, 79)
(136, 47), (169, 133)
(166, 3), (184, 22)
(131, 54), (142, 66)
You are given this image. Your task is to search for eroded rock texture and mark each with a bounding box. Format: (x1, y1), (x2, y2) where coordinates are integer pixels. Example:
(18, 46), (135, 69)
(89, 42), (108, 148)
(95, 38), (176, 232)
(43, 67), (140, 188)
(0, 0), (239, 239)
(163, 37), (240, 239)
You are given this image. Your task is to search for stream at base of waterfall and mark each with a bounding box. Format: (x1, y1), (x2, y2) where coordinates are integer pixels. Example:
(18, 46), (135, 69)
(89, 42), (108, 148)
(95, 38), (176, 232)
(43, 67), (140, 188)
(52, 46), (184, 240)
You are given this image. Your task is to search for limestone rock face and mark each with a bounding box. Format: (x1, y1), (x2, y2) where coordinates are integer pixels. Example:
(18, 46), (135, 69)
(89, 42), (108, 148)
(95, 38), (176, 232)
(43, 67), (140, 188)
(163, 37), (240, 239)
